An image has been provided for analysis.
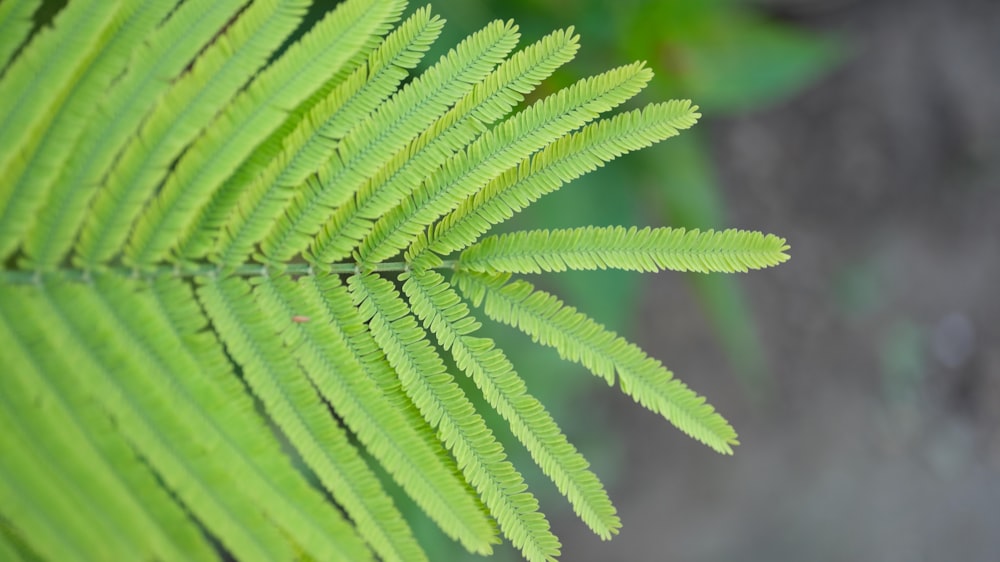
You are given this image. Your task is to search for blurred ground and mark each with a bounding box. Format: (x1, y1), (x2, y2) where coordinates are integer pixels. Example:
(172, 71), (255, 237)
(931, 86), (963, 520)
(547, 0), (1000, 560)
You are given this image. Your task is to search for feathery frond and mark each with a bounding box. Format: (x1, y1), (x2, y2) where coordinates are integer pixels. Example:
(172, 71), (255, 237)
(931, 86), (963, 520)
(2, 282), (295, 561)
(127, 0), (406, 266)
(51, 0), (249, 266)
(410, 100), (702, 263)
(309, 27), (581, 264)
(459, 226), (790, 274)
(197, 277), (377, 561)
(350, 272), (561, 562)
(261, 18), (521, 262)
(0, 2), (788, 559)
(203, 7), (445, 266)
(358, 62), (653, 265)
(454, 271), (740, 454)
(259, 273), (494, 557)
(77, 0), (312, 266)
(403, 269), (621, 539)
(0, 290), (216, 562)
(17, 2), (181, 268)
(0, 1), (122, 260)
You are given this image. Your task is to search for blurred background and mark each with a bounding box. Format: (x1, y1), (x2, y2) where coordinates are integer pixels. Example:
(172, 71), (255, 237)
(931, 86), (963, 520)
(414, 0), (1000, 560)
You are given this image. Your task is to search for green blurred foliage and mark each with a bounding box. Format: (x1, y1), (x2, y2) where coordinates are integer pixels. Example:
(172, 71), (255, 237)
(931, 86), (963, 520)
(879, 319), (927, 405)
(619, 0), (840, 113)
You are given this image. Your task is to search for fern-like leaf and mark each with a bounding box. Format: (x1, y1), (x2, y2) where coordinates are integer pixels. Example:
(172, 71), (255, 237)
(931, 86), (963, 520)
(198, 276), (386, 561)
(142, 276), (380, 559)
(0, 1), (122, 260)
(359, 62), (653, 265)
(127, 0), (406, 266)
(0, 307), (214, 562)
(309, 27), (581, 264)
(455, 271), (740, 454)
(459, 226), (790, 274)
(410, 100), (701, 263)
(350, 272), (561, 562)
(51, 0), (248, 267)
(0, 2), (791, 559)
(77, 0), (311, 266)
(261, 19), (521, 262)
(259, 272), (495, 557)
(2, 282), (295, 561)
(17, 2), (182, 268)
(202, 7), (444, 266)
(103, 274), (379, 559)
(404, 269), (622, 539)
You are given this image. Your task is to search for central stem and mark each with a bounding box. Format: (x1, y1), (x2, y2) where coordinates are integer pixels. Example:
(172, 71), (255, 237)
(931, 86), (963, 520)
(1, 259), (459, 284)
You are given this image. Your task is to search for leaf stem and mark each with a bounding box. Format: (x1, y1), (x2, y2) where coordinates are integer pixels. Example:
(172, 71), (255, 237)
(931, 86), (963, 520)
(0, 260), (459, 284)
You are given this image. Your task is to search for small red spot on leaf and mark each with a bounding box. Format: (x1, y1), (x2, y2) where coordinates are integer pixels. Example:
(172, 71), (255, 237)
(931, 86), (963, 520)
(292, 315), (310, 323)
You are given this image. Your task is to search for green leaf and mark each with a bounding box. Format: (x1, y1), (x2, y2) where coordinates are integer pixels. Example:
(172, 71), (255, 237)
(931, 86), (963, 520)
(51, 0), (249, 267)
(350, 272), (560, 562)
(310, 26), (581, 265)
(1, 282), (293, 562)
(202, 7), (444, 266)
(411, 100), (700, 265)
(455, 271), (739, 454)
(197, 276), (377, 561)
(0, 307), (214, 561)
(665, 15), (840, 113)
(261, 18), (521, 262)
(0, 3), (792, 558)
(404, 269), (621, 539)
(77, 0), (311, 267)
(459, 226), (789, 274)
(127, 0), (406, 266)
(359, 61), (653, 264)
(0, 1), (123, 260)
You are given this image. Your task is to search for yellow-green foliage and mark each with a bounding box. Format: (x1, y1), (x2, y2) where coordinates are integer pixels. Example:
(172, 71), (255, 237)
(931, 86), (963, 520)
(0, 1), (788, 560)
